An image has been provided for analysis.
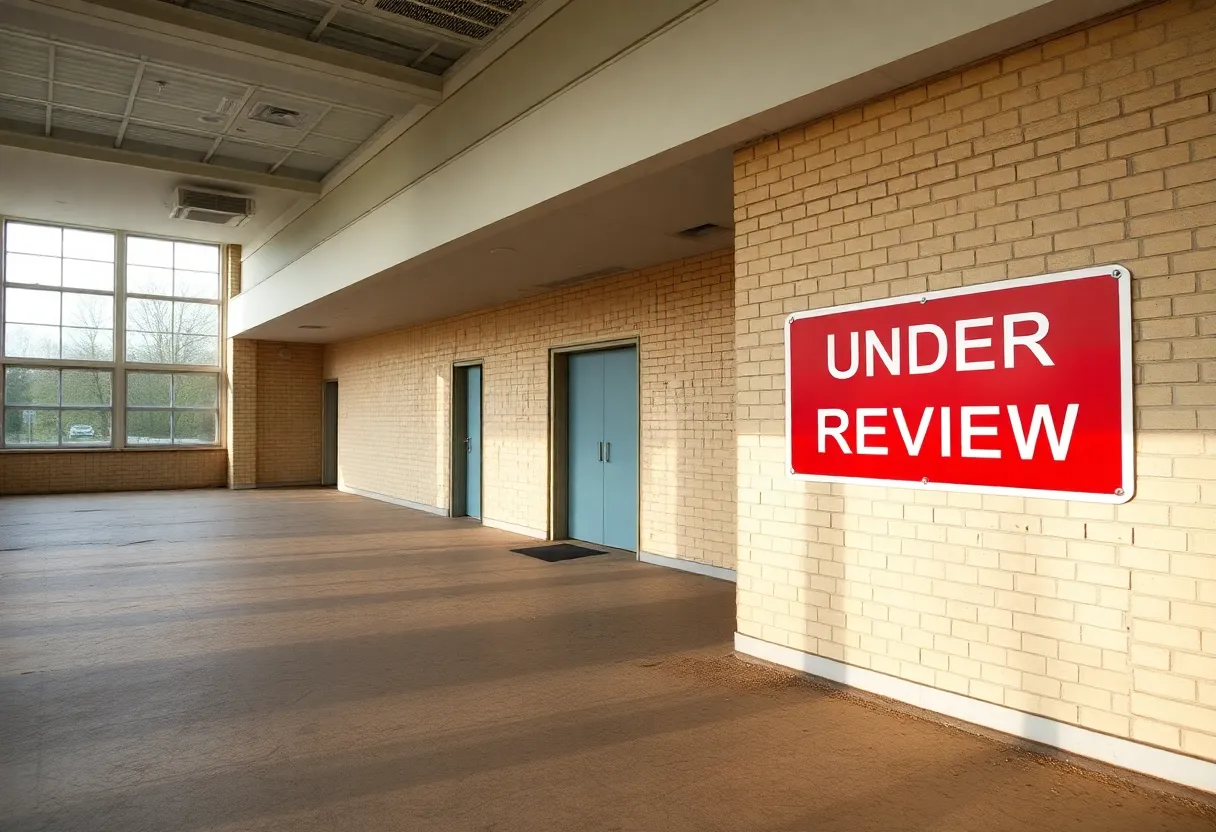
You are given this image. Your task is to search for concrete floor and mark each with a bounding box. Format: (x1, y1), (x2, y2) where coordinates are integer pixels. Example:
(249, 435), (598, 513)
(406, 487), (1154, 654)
(0, 489), (1212, 832)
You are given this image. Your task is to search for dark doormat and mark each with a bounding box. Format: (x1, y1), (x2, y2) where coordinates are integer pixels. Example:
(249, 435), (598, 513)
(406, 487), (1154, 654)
(511, 543), (607, 562)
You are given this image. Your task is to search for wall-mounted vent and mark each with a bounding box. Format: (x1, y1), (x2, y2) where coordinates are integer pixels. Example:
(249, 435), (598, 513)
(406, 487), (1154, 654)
(540, 266), (627, 289)
(674, 222), (730, 240)
(170, 187), (254, 227)
(372, 0), (523, 39)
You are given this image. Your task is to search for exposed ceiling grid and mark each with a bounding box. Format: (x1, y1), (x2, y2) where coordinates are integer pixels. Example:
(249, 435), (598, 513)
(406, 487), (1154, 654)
(157, 0), (530, 75)
(0, 27), (395, 182)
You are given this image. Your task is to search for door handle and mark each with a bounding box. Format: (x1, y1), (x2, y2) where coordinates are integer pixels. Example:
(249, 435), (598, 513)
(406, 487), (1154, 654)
(605, 442), (611, 462)
(598, 441), (603, 461)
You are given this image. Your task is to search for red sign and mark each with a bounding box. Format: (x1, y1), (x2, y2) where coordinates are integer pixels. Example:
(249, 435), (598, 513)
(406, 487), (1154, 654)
(785, 266), (1133, 503)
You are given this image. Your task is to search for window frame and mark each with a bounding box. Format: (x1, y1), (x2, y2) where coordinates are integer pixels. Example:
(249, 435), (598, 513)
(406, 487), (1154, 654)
(2, 366), (115, 449)
(0, 217), (226, 452)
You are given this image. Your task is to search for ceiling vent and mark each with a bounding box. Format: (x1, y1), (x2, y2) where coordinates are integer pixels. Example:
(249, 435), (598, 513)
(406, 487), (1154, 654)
(674, 222), (730, 240)
(247, 102), (312, 130)
(170, 187), (254, 227)
(371, 0), (522, 39)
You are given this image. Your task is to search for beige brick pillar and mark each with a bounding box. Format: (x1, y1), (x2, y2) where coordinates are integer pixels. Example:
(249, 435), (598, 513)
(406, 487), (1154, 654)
(224, 245), (257, 488)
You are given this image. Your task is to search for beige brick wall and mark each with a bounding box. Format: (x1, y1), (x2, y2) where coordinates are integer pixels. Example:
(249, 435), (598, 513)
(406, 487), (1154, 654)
(0, 450), (227, 495)
(255, 341), (323, 487)
(324, 250), (736, 569)
(734, 0), (1216, 761)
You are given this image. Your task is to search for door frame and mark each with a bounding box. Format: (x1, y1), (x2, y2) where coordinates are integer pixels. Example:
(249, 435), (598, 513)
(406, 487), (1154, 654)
(321, 378), (339, 487)
(548, 337), (641, 549)
(450, 359), (484, 519)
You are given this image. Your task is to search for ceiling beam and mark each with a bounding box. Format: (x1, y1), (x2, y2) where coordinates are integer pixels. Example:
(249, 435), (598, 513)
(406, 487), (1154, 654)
(44, 44), (54, 136)
(114, 60), (146, 148)
(0, 129), (323, 195)
(4, 0), (443, 108)
(309, 2), (343, 40)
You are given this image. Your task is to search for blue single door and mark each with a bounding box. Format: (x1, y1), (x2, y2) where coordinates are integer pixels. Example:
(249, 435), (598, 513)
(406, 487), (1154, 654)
(601, 348), (638, 550)
(465, 365), (482, 519)
(568, 351), (605, 544)
(567, 347), (637, 549)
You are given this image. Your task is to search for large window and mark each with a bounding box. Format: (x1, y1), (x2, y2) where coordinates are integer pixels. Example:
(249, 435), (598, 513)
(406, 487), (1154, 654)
(1, 219), (223, 450)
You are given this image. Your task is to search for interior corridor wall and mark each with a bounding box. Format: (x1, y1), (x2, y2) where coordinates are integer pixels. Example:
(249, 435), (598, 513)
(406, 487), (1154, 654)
(734, 0), (1216, 763)
(323, 250), (736, 570)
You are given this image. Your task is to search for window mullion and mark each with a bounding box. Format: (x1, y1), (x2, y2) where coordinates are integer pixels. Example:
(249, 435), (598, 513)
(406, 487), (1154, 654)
(115, 231), (127, 450)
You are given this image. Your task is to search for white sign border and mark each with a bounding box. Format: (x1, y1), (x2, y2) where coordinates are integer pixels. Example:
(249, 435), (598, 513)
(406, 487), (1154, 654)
(784, 265), (1134, 505)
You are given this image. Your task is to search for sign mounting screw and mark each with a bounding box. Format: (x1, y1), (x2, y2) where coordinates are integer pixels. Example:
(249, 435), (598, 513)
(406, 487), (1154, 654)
(921, 477), (929, 484)
(919, 297), (927, 304)
(1111, 268), (1123, 279)
(1115, 487), (1125, 496)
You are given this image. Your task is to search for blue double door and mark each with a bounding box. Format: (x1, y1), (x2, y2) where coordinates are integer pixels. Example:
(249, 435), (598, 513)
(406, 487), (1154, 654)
(568, 347), (638, 550)
(458, 365), (482, 519)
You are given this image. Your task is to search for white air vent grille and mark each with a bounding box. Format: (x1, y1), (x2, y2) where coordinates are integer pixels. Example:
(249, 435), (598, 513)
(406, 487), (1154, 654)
(373, 0), (522, 39)
(171, 188), (254, 227)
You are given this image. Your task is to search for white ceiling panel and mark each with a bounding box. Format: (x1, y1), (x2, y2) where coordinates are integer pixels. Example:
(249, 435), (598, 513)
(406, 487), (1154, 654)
(279, 151), (336, 174)
(311, 108), (389, 143)
(55, 46), (139, 95)
(0, 73), (48, 101)
(138, 66), (248, 114)
(0, 32), (50, 77)
(215, 138), (284, 165)
(294, 133), (359, 159)
(227, 119), (302, 147)
(0, 97), (46, 125)
(54, 85), (130, 116)
(51, 109), (121, 137)
(124, 123), (215, 153)
(130, 99), (221, 132)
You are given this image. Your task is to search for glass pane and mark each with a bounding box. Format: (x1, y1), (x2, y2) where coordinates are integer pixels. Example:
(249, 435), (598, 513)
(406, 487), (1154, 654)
(5, 324), (60, 359)
(61, 328), (114, 361)
(62, 229), (114, 262)
(4, 408), (59, 447)
(5, 287), (61, 325)
(5, 223), (60, 257)
(174, 302), (218, 336)
(127, 409), (172, 444)
(127, 372), (171, 407)
(173, 335), (218, 366)
(61, 410), (111, 446)
(174, 270), (219, 300)
(63, 259), (114, 291)
(126, 237), (173, 268)
(62, 370), (112, 406)
(4, 367), (59, 405)
(173, 373), (218, 407)
(62, 292), (113, 328)
(173, 410), (216, 444)
(175, 242), (219, 273)
(127, 297), (172, 333)
(127, 265), (173, 296)
(5, 253), (61, 287)
(126, 331), (174, 364)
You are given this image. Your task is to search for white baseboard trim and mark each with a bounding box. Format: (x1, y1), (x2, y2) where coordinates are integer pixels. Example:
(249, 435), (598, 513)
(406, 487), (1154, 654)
(735, 633), (1216, 795)
(339, 485), (447, 517)
(482, 517), (547, 539)
(639, 551), (737, 582)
